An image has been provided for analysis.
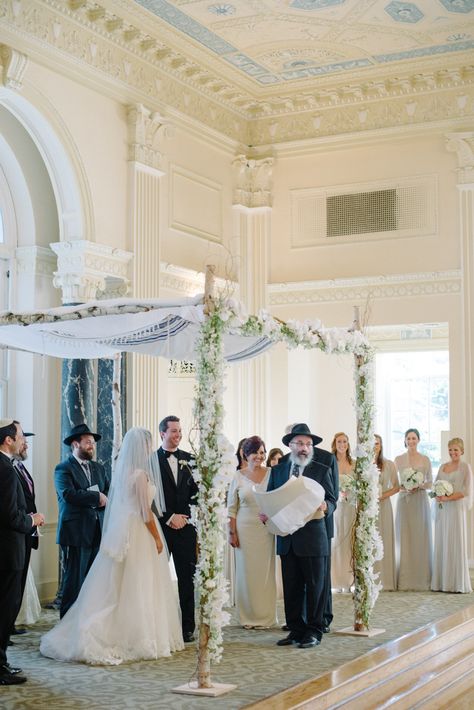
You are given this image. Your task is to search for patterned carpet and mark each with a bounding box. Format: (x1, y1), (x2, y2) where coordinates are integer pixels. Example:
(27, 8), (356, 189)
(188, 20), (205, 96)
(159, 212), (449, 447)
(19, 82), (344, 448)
(3, 584), (474, 710)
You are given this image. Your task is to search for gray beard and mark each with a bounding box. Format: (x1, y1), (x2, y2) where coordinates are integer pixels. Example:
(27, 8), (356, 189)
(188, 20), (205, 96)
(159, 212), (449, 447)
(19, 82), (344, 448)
(290, 450), (313, 470)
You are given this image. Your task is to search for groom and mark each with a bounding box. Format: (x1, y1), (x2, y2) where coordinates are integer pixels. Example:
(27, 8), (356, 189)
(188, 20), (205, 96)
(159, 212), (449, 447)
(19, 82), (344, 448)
(157, 416), (198, 642)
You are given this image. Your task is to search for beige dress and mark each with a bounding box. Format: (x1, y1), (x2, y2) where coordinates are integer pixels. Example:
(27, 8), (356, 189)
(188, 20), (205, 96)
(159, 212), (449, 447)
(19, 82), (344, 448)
(227, 469), (277, 627)
(374, 459), (398, 591)
(431, 461), (473, 593)
(332, 472), (356, 590)
(395, 452), (433, 591)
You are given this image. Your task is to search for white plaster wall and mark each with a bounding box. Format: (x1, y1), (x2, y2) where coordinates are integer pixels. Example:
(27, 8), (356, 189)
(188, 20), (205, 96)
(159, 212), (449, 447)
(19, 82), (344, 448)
(24, 62), (129, 248)
(271, 133), (459, 283)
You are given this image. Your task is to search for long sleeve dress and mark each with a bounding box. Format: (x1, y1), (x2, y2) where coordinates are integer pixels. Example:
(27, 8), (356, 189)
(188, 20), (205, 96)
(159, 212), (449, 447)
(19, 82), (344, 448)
(431, 460), (473, 593)
(395, 452), (433, 591)
(374, 459), (398, 591)
(227, 469), (277, 627)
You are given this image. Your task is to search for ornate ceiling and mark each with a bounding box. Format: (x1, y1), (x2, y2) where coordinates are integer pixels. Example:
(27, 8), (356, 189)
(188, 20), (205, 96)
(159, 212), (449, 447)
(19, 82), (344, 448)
(133, 0), (474, 87)
(1, 0), (473, 145)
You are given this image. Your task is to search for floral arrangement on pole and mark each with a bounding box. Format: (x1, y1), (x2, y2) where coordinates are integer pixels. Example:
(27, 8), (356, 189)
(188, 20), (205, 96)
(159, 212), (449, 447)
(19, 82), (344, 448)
(351, 355), (383, 631)
(191, 298), (236, 688)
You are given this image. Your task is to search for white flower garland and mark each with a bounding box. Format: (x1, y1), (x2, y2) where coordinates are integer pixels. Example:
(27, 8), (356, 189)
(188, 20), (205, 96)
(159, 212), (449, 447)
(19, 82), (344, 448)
(192, 299), (381, 665)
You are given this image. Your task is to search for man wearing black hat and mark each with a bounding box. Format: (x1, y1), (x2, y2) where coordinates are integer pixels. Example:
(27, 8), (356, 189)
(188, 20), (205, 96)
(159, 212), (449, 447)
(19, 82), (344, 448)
(54, 423), (110, 617)
(266, 423), (337, 649)
(0, 419), (45, 685)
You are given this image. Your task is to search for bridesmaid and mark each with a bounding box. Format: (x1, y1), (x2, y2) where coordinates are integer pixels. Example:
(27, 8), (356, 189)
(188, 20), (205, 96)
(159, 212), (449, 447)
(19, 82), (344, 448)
(227, 436), (277, 629)
(266, 448), (283, 467)
(431, 438), (473, 593)
(331, 432), (356, 592)
(373, 435), (399, 591)
(395, 428), (433, 591)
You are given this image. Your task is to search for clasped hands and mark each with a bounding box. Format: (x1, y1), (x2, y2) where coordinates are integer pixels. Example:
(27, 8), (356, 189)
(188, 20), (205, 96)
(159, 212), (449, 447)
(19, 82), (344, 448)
(169, 513), (189, 530)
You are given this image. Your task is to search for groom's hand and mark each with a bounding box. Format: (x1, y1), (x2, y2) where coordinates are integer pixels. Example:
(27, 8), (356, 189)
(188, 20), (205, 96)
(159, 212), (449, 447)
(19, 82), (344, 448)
(169, 514), (188, 529)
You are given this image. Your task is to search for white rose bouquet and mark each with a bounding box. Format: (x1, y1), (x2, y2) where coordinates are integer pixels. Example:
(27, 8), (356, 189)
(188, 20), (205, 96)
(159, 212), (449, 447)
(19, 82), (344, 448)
(429, 479), (454, 508)
(400, 467), (424, 491)
(339, 473), (356, 505)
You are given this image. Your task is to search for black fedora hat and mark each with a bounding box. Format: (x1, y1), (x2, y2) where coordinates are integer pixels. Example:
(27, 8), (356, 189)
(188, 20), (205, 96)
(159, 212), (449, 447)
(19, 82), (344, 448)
(282, 423), (322, 447)
(64, 423), (101, 446)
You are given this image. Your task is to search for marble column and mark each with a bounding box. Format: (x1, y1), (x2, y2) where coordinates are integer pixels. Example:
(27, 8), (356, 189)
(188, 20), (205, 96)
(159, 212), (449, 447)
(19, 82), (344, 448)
(50, 240), (132, 605)
(232, 155), (273, 440)
(445, 131), (474, 562)
(127, 103), (170, 436)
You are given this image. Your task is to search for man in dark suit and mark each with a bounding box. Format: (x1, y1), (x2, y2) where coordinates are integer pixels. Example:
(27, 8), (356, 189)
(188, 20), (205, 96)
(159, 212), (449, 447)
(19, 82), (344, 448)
(55, 423), (110, 618)
(265, 423), (337, 649)
(11, 431), (38, 634)
(157, 415), (198, 642)
(0, 419), (45, 685)
(279, 426), (339, 633)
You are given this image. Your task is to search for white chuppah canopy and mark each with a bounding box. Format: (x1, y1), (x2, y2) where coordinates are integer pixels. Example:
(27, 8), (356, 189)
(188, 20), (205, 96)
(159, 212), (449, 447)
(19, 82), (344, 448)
(0, 295), (272, 362)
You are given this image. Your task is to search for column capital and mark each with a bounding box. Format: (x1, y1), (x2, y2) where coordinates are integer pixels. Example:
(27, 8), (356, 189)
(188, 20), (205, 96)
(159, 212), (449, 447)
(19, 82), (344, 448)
(50, 240), (133, 304)
(0, 45), (28, 90)
(446, 132), (474, 185)
(15, 246), (56, 278)
(127, 103), (172, 174)
(232, 154), (274, 209)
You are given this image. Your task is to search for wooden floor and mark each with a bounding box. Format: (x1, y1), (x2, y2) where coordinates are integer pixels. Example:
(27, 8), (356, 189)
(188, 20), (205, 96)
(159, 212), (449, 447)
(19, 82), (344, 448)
(245, 604), (474, 709)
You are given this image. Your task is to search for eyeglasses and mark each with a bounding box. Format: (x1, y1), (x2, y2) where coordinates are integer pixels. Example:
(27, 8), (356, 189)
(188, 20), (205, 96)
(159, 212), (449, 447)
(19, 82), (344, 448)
(289, 441), (313, 449)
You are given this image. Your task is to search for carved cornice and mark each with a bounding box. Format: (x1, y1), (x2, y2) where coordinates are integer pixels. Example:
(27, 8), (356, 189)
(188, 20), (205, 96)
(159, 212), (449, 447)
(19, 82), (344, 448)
(1, 0), (473, 146)
(127, 103), (170, 173)
(446, 131), (474, 185)
(15, 246), (56, 277)
(0, 44), (28, 90)
(269, 271), (461, 306)
(159, 263), (232, 297)
(232, 155), (274, 209)
(50, 240), (133, 303)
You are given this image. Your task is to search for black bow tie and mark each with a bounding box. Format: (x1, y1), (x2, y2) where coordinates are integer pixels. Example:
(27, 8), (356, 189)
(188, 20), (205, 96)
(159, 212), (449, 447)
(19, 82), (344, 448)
(164, 450), (177, 459)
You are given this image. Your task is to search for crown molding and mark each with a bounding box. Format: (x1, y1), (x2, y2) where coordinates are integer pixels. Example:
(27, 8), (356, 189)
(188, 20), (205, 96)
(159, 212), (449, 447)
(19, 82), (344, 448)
(15, 245), (56, 277)
(1, 0), (473, 146)
(269, 270), (462, 306)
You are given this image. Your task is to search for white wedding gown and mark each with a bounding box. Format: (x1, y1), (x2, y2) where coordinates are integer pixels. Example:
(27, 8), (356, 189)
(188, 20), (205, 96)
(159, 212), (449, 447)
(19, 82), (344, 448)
(40, 480), (184, 665)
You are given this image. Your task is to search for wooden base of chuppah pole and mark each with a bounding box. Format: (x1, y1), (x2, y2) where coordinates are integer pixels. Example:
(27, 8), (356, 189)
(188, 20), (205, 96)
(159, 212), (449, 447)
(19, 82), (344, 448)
(172, 681), (237, 697)
(334, 626), (385, 637)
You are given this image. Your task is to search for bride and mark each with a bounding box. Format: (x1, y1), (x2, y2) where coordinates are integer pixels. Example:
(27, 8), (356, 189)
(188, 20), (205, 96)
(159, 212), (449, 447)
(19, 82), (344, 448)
(40, 427), (184, 664)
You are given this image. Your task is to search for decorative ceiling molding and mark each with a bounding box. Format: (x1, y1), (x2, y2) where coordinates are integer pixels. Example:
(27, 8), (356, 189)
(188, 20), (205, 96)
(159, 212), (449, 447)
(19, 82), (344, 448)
(268, 270), (462, 305)
(0, 0), (473, 144)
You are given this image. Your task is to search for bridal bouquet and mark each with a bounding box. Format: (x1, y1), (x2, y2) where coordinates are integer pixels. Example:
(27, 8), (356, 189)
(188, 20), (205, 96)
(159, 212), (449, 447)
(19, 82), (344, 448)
(429, 480), (454, 508)
(339, 473), (356, 505)
(400, 467), (424, 491)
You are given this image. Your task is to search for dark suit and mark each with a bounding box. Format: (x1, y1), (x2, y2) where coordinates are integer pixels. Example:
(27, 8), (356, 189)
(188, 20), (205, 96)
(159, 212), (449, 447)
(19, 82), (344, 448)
(54, 455), (110, 617)
(268, 455), (336, 641)
(157, 447), (198, 635)
(0, 452), (35, 665)
(13, 460), (38, 621)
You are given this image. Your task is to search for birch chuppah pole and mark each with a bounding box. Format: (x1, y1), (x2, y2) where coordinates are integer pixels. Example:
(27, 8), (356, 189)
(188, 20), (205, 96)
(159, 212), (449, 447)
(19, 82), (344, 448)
(173, 265), (237, 697)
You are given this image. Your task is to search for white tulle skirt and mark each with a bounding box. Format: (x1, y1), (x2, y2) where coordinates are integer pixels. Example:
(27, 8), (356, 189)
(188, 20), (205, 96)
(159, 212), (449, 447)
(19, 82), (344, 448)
(17, 565), (41, 626)
(40, 515), (184, 665)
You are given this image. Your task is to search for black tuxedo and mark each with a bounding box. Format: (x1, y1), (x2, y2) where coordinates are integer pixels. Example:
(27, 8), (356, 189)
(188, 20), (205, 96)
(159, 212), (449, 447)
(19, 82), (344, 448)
(268, 455), (336, 641)
(157, 447), (198, 635)
(0, 451), (35, 664)
(13, 459), (38, 625)
(54, 455), (110, 617)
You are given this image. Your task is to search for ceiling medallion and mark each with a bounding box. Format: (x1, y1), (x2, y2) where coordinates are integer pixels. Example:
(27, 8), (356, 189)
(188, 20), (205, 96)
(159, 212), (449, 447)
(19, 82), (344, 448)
(208, 4), (236, 16)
